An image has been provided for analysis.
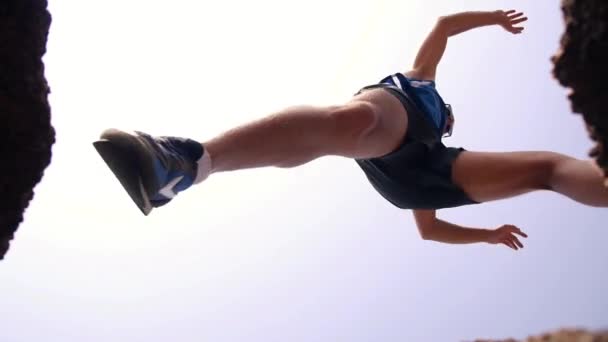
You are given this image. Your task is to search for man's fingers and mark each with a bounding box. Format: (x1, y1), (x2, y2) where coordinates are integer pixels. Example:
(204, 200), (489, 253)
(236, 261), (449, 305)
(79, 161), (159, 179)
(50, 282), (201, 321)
(504, 9), (516, 15)
(510, 240), (519, 250)
(498, 226), (526, 249)
(508, 12), (525, 20)
(505, 225), (527, 236)
(514, 229), (528, 238)
(506, 226), (528, 238)
(502, 239), (517, 250)
(506, 237), (520, 250)
(510, 17), (528, 25)
(512, 236), (524, 248)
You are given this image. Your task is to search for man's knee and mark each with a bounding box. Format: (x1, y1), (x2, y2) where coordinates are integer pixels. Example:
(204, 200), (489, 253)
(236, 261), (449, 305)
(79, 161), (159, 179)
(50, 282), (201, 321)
(538, 152), (570, 190)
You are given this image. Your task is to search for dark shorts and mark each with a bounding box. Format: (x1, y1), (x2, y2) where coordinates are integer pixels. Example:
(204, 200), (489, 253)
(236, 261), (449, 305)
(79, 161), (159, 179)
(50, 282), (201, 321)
(354, 83), (479, 210)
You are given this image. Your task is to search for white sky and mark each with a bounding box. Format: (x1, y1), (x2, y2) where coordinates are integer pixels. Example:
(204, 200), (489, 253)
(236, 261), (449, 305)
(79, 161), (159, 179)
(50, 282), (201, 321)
(1, 1), (606, 341)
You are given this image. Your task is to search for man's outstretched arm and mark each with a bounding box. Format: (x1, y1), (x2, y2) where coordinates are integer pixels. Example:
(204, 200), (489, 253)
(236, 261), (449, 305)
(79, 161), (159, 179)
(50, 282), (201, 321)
(407, 10), (528, 81)
(412, 209), (528, 250)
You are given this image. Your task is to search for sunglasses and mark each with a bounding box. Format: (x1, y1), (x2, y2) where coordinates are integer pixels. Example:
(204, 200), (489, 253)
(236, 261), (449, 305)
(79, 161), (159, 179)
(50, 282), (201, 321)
(443, 103), (455, 138)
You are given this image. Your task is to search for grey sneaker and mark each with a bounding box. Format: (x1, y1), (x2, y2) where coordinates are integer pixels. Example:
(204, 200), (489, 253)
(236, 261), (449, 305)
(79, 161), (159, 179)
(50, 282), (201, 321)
(93, 128), (203, 215)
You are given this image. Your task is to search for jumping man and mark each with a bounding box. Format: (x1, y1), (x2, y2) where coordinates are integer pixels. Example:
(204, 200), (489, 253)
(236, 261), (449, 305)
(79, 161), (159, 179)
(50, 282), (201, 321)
(94, 10), (608, 251)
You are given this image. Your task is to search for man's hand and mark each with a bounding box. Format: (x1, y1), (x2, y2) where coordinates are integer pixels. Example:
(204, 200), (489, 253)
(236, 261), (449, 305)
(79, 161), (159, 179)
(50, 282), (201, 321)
(487, 224), (528, 250)
(494, 10), (528, 34)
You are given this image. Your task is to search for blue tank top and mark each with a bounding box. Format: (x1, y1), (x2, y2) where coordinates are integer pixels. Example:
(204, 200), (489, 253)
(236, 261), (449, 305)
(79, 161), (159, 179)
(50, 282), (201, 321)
(381, 73), (446, 136)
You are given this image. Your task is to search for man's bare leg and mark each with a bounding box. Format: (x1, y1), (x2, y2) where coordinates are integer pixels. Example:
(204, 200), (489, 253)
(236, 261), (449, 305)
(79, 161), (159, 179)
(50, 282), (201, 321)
(550, 157), (608, 207)
(203, 89), (408, 175)
(204, 103), (374, 173)
(452, 151), (608, 207)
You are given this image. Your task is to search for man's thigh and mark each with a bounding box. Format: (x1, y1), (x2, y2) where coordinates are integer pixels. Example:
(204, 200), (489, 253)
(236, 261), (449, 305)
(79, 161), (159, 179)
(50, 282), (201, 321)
(347, 88), (409, 159)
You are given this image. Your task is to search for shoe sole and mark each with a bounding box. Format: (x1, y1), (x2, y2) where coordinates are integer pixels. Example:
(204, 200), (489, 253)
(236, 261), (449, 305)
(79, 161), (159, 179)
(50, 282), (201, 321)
(93, 129), (157, 215)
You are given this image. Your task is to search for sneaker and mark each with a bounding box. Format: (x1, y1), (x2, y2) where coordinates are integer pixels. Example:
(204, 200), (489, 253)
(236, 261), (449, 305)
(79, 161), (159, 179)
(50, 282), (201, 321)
(93, 128), (203, 215)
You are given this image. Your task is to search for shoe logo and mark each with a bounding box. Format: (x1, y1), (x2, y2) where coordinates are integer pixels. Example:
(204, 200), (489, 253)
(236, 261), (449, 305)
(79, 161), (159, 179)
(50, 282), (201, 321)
(159, 176), (184, 198)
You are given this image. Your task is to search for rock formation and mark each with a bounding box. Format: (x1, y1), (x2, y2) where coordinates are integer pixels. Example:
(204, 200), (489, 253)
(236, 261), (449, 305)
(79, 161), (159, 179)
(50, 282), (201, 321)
(0, 0), (54, 260)
(475, 328), (608, 342)
(552, 0), (608, 182)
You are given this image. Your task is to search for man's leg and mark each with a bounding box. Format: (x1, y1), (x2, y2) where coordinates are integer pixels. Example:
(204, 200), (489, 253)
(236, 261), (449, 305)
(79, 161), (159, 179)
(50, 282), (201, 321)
(550, 156), (608, 207)
(204, 89), (408, 174)
(452, 151), (608, 207)
(95, 88), (409, 214)
(203, 103), (375, 173)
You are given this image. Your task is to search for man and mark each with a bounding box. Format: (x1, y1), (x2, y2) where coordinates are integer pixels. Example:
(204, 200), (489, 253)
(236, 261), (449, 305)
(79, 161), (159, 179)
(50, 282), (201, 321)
(94, 9), (608, 251)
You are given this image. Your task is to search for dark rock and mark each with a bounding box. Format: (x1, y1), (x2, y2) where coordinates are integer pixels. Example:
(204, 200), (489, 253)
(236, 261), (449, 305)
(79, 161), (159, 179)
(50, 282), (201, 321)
(475, 328), (608, 342)
(552, 0), (608, 182)
(0, 0), (54, 260)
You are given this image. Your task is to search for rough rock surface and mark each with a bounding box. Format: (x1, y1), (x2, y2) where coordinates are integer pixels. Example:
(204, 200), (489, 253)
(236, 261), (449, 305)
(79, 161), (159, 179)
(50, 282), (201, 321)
(474, 329), (608, 342)
(0, 0), (54, 260)
(552, 0), (608, 181)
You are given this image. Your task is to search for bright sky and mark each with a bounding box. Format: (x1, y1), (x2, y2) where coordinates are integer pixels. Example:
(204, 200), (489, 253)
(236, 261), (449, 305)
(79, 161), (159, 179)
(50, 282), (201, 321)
(1, 1), (606, 341)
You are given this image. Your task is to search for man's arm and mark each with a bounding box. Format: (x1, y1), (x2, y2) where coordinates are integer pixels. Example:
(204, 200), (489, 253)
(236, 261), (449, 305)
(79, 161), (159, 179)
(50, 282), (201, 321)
(412, 209), (528, 250)
(407, 10), (527, 81)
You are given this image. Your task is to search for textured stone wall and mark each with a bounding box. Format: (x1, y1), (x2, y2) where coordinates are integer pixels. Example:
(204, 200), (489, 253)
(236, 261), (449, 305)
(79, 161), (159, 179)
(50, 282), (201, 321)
(474, 329), (608, 342)
(552, 0), (608, 182)
(0, 0), (54, 260)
